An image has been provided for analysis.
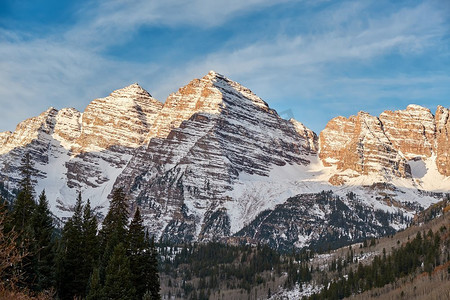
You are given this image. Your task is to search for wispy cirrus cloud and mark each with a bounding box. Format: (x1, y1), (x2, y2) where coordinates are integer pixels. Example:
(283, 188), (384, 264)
(66, 0), (289, 47)
(150, 1), (448, 101)
(0, 0), (449, 133)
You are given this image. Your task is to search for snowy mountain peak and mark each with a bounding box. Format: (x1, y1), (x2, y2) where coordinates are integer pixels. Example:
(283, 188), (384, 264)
(109, 82), (158, 103)
(75, 86), (162, 152)
(406, 104), (431, 112)
(144, 71), (271, 141)
(0, 107), (59, 155)
(289, 118), (318, 152)
(46, 106), (58, 113)
(205, 70), (220, 79)
(0, 73), (449, 250)
(111, 71), (319, 241)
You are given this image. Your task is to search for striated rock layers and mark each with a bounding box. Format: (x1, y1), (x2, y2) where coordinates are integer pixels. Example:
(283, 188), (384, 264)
(0, 83), (163, 197)
(112, 71), (318, 242)
(320, 104), (450, 184)
(0, 71), (448, 247)
(65, 83), (163, 189)
(0, 71), (318, 242)
(435, 106), (450, 176)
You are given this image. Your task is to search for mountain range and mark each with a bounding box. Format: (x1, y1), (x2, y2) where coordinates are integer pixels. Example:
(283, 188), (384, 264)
(1, 71), (449, 250)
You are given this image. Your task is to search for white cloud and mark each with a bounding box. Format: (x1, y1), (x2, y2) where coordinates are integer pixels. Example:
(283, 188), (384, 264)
(0, 0), (448, 133)
(0, 33), (164, 131)
(67, 0), (287, 47)
(156, 1), (446, 94)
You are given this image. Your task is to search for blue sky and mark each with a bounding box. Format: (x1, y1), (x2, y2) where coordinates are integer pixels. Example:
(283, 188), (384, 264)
(0, 0), (449, 133)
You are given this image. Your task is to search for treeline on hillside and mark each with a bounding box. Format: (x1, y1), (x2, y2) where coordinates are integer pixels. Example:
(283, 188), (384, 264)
(158, 241), (315, 299)
(413, 196), (449, 225)
(0, 153), (161, 300)
(307, 225), (449, 300)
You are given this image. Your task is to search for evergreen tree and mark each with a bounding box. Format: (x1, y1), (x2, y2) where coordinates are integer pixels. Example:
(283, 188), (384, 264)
(148, 235), (161, 300)
(82, 199), (98, 289)
(19, 153), (36, 196)
(99, 188), (129, 275)
(11, 152), (37, 231)
(86, 267), (103, 300)
(57, 192), (85, 300)
(10, 153), (38, 288)
(101, 188), (129, 244)
(128, 207), (148, 299)
(30, 190), (55, 291)
(127, 207), (161, 299)
(103, 243), (135, 300)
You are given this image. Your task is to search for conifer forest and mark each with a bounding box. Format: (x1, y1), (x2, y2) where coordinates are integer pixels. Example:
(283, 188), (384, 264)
(0, 154), (161, 299)
(1, 154), (449, 299)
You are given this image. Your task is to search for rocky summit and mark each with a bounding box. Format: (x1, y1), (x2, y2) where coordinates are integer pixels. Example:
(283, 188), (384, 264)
(0, 71), (449, 249)
(320, 104), (450, 186)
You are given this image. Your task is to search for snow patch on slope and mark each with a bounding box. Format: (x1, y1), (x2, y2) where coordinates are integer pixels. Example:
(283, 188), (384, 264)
(269, 282), (324, 299)
(224, 156), (336, 234)
(408, 155), (450, 191)
(35, 136), (132, 219)
(225, 154), (445, 235)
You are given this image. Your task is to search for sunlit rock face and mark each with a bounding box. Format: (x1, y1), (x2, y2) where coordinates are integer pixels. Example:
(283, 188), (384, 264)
(319, 111), (410, 180)
(319, 104), (450, 185)
(435, 105), (450, 176)
(113, 71), (318, 242)
(75, 83), (162, 152)
(0, 72), (448, 249)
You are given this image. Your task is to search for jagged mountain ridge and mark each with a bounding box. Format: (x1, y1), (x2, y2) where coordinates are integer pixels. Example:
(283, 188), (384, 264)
(320, 104), (450, 186)
(0, 82), (163, 216)
(0, 71), (448, 248)
(112, 71), (317, 242)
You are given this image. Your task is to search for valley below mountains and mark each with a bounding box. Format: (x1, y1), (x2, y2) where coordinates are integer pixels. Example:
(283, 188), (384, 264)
(1, 71), (449, 251)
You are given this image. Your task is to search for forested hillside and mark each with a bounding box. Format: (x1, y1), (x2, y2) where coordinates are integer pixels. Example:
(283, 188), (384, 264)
(157, 201), (450, 300)
(2, 153), (449, 300)
(0, 154), (161, 299)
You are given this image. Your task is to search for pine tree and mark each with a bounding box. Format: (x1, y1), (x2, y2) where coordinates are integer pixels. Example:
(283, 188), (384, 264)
(10, 153), (38, 288)
(18, 153), (37, 193)
(99, 188), (129, 276)
(86, 267), (103, 300)
(82, 199), (98, 290)
(127, 207), (161, 299)
(57, 192), (85, 300)
(103, 243), (136, 300)
(128, 207), (148, 299)
(101, 188), (129, 245)
(30, 190), (55, 291)
(11, 153), (37, 231)
(148, 235), (161, 300)
(128, 207), (145, 255)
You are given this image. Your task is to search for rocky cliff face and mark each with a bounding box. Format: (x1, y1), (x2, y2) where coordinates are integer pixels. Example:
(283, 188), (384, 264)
(75, 83), (162, 152)
(0, 107), (59, 157)
(65, 83), (163, 190)
(435, 105), (450, 176)
(379, 105), (435, 159)
(53, 108), (82, 148)
(0, 83), (163, 213)
(0, 71), (448, 248)
(113, 71), (318, 242)
(0, 108), (77, 185)
(319, 105), (450, 185)
(319, 111), (410, 185)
